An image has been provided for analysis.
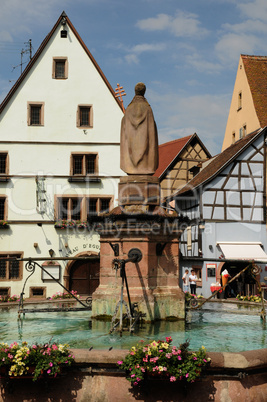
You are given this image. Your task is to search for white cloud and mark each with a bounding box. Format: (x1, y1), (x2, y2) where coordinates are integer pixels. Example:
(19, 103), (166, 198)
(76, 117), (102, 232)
(222, 20), (267, 35)
(215, 33), (260, 65)
(125, 42), (166, 64)
(150, 89), (230, 155)
(184, 53), (222, 74)
(238, 0), (267, 21)
(136, 10), (208, 38)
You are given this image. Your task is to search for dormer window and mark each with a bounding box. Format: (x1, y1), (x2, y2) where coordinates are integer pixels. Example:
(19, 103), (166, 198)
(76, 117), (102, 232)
(52, 58), (68, 79)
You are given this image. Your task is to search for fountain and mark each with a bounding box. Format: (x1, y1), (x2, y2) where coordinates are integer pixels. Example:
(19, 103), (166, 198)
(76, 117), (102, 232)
(90, 83), (186, 325)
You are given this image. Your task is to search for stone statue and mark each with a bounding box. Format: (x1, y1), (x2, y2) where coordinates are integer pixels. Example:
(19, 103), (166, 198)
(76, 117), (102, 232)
(120, 83), (159, 175)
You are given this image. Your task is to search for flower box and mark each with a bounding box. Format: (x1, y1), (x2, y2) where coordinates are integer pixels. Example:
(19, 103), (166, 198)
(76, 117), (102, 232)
(0, 341), (74, 382)
(117, 338), (210, 387)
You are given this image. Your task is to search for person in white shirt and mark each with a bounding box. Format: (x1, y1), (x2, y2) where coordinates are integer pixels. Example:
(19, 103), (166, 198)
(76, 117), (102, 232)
(182, 269), (189, 293)
(189, 269), (197, 295)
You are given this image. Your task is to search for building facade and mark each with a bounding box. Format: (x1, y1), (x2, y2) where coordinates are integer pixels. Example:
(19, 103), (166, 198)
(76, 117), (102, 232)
(222, 55), (267, 151)
(154, 134), (211, 201)
(173, 127), (267, 297)
(0, 12), (124, 299)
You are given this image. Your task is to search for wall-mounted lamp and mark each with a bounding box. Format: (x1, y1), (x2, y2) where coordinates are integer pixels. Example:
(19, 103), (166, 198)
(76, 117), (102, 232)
(49, 249), (54, 258)
(34, 243), (38, 248)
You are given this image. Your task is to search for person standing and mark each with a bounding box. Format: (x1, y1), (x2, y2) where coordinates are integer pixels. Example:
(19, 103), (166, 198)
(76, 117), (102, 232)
(182, 269), (189, 293)
(189, 269), (197, 295)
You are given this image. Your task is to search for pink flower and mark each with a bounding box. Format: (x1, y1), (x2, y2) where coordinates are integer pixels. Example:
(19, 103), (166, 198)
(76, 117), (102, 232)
(193, 357), (197, 360)
(49, 362), (53, 367)
(47, 369), (51, 374)
(117, 361), (123, 365)
(178, 356), (182, 360)
(131, 374), (135, 378)
(185, 373), (189, 378)
(170, 376), (176, 382)
(203, 359), (207, 363)
(134, 381), (138, 386)
(166, 336), (172, 343)
(52, 345), (58, 350)
(32, 345), (37, 349)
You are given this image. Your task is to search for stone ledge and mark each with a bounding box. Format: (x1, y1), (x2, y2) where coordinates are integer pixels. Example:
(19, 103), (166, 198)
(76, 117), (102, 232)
(72, 348), (267, 371)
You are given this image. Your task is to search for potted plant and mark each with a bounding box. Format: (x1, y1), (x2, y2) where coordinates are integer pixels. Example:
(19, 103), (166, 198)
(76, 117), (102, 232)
(117, 337), (210, 386)
(0, 341), (74, 381)
(0, 220), (9, 229)
(54, 220), (76, 229)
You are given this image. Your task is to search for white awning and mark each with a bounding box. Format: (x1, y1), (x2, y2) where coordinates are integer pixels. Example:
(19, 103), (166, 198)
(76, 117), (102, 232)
(217, 242), (267, 262)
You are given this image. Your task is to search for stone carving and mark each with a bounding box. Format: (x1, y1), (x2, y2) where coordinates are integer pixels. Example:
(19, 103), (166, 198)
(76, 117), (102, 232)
(120, 83), (159, 175)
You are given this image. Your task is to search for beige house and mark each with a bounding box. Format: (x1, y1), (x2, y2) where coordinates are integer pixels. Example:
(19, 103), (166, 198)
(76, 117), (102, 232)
(222, 54), (267, 151)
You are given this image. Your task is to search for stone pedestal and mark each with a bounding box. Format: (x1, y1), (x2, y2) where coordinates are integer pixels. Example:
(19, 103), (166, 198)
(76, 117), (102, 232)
(119, 175), (160, 208)
(91, 212), (185, 321)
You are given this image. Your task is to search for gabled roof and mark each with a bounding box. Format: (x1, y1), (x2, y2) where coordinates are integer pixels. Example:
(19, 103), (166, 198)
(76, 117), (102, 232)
(242, 54), (267, 127)
(154, 133), (211, 179)
(0, 11), (123, 114)
(174, 127), (265, 197)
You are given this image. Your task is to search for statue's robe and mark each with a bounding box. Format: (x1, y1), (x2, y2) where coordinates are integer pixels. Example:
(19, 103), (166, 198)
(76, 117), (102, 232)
(120, 95), (158, 175)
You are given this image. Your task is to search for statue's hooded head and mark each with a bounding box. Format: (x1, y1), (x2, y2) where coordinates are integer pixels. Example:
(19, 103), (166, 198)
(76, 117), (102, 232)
(135, 82), (146, 96)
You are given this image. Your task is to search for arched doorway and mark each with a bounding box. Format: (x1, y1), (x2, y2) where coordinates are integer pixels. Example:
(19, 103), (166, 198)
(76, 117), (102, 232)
(218, 261), (258, 297)
(69, 258), (100, 296)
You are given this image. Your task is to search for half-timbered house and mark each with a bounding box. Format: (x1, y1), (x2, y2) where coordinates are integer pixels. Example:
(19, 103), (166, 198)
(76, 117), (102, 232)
(154, 134), (211, 201)
(172, 127), (267, 297)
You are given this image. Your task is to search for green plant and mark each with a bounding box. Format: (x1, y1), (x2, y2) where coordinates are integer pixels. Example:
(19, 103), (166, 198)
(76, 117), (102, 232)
(0, 341), (74, 381)
(54, 220), (76, 229)
(0, 220), (8, 227)
(48, 290), (79, 300)
(0, 294), (20, 303)
(236, 294), (262, 303)
(117, 338), (210, 386)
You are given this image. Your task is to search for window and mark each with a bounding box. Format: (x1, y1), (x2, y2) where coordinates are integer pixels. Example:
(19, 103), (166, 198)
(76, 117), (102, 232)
(56, 196), (112, 221)
(87, 197), (111, 217)
(52, 58), (68, 79)
(30, 287), (46, 298)
(0, 153), (8, 180)
(0, 254), (22, 280)
(243, 124), (247, 137)
(238, 92), (242, 110)
(0, 197), (7, 220)
(27, 102), (44, 126)
(192, 266), (202, 286)
(239, 127), (243, 139)
(57, 197), (83, 221)
(0, 287), (10, 297)
(232, 132), (235, 144)
(71, 154), (98, 176)
(77, 105), (93, 128)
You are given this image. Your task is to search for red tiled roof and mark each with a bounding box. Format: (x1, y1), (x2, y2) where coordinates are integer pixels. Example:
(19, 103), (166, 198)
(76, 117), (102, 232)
(0, 11), (123, 114)
(242, 55), (267, 127)
(154, 135), (193, 178)
(173, 128), (264, 197)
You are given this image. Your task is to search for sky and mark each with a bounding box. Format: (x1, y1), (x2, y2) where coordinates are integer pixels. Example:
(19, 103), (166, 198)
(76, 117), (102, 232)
(0, 0), (267, 155)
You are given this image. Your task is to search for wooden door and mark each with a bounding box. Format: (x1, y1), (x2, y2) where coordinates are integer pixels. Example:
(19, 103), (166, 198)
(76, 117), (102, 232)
(69, 259), (99, 295)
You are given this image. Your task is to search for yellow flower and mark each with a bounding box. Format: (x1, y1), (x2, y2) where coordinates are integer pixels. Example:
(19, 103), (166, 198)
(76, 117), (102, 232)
(160, 342), (169, 349)
(131, 346), (136, 352)
(158, 366), (164, 372)
(150, 341), (158, 348)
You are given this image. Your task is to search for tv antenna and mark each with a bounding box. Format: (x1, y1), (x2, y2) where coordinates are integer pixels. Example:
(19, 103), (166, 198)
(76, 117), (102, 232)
(12, 39), (33, 75)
